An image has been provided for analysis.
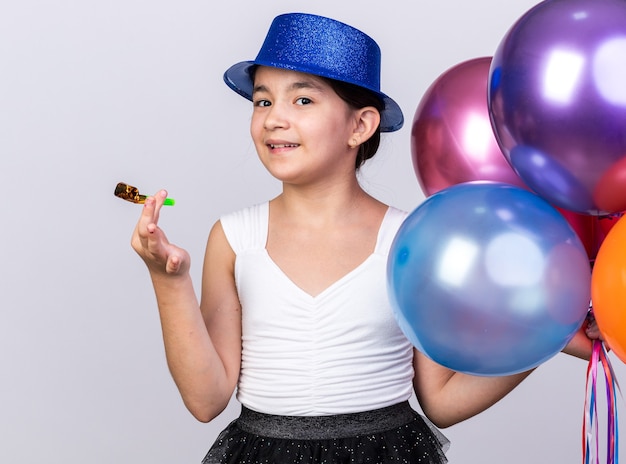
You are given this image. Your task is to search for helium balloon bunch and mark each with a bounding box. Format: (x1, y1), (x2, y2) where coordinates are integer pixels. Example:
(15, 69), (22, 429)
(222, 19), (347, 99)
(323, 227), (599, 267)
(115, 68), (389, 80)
(487, 0), (626, 365)
(396, 1), (626, 461)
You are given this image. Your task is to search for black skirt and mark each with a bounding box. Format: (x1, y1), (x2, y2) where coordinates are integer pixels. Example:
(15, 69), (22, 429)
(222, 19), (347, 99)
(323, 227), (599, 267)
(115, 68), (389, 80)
(201, 402), (449, 464)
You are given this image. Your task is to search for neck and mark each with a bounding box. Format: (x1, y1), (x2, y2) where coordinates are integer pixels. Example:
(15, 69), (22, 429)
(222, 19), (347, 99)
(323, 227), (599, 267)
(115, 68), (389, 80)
(271, 178), (382, 226)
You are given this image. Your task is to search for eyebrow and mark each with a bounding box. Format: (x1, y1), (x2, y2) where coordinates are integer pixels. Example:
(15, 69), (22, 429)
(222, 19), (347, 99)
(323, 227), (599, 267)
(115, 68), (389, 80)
(252, 79), (326, 96)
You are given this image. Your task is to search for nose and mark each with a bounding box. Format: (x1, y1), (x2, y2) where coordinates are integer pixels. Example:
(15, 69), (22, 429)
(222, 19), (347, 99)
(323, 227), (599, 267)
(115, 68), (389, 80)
(263, 101), (289, 130)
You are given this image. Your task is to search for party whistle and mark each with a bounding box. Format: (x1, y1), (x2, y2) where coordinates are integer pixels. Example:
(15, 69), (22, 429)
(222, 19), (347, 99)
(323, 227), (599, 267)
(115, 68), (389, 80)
(114, 182), (175, 206)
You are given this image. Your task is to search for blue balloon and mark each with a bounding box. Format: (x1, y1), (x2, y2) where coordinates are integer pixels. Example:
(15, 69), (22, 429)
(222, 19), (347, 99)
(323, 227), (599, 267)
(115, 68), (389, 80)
(387, 182), (591, 375)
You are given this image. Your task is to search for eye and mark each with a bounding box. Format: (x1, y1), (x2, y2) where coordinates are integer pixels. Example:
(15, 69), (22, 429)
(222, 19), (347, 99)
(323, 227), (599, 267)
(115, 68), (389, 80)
(254, 99), (272, 107)
(295, 97), (312, 105)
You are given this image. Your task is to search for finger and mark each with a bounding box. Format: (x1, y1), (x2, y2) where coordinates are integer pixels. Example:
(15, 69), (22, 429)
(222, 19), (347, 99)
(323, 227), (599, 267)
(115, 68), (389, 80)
(133, 199), (168, 257)
(585, 321), (602, 340)
(135, 195), (159, 237)
(166, 252), (183, 274)
(136, 189), (167, 230)
(151, 189), (168, 225)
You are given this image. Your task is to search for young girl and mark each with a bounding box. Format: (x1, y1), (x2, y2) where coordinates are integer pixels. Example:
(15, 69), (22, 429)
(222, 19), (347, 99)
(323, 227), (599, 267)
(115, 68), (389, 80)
(131, 12), (598, 464)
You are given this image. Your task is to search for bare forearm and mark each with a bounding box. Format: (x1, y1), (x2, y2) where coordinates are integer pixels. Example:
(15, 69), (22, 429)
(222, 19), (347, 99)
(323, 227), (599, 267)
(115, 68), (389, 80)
(426, 369), (533, 428)
(150, 272), (234, 421)
(131, 197), (238, 421)
(561, 325), (593, 360)
(414, 352), (533, 428)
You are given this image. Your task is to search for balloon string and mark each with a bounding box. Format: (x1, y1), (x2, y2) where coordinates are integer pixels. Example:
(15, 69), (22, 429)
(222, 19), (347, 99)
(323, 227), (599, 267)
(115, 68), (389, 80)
(583, 341), (599, 464)
(599, 344), (620, 463)
(583, 340), (620, 464)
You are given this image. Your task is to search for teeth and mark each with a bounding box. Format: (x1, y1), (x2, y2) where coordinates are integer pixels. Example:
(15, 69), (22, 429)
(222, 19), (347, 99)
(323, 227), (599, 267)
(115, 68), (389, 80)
(269, 144), (298, 149)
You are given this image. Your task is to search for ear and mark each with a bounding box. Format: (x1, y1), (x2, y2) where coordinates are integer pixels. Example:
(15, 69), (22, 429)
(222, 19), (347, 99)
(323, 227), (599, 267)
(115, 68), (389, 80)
(350, 107), (381, 146)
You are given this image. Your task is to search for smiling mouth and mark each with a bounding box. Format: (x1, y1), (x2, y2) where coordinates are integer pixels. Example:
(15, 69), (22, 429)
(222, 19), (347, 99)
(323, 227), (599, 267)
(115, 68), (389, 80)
(269, 143), (299, 149)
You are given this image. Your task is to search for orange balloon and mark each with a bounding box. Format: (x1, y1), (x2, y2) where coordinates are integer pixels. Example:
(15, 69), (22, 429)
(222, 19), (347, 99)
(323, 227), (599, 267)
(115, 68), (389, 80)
(591, 214), (626, 363)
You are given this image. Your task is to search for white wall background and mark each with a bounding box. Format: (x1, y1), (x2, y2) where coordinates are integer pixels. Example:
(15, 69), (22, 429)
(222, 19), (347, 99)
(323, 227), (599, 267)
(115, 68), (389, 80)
(1, 0), (624, 463)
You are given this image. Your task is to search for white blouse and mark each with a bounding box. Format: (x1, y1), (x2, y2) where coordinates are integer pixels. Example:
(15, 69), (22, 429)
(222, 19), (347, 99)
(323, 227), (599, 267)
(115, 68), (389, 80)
(220, 202), (414, 416)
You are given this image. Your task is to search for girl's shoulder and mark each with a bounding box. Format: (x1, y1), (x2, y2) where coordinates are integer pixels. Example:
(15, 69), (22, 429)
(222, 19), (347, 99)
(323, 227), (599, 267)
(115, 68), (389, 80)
(219, 202), (269, 254)
(383, 205), (409, 229)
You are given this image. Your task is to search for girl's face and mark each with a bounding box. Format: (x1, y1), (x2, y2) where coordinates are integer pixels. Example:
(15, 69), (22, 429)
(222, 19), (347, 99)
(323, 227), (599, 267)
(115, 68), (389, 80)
(250, 66), (360, 185)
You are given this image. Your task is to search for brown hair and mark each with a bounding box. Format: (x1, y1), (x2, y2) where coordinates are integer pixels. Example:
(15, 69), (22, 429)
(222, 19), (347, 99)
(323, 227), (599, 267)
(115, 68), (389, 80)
(326, 78), (384, 170)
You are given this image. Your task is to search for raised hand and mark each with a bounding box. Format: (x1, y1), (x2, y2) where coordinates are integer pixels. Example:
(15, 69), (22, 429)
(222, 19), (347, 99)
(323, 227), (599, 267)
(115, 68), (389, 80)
(131, 189), (190, 276)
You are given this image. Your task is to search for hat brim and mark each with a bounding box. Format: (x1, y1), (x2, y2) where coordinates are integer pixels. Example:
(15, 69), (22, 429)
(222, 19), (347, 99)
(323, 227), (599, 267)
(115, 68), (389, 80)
(223, 61), (404, 132)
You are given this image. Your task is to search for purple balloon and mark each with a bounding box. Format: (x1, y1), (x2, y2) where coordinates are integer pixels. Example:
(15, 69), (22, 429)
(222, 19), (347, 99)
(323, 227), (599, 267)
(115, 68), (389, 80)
(489, 0), (626, 215)
(411, 57), (526, 197)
